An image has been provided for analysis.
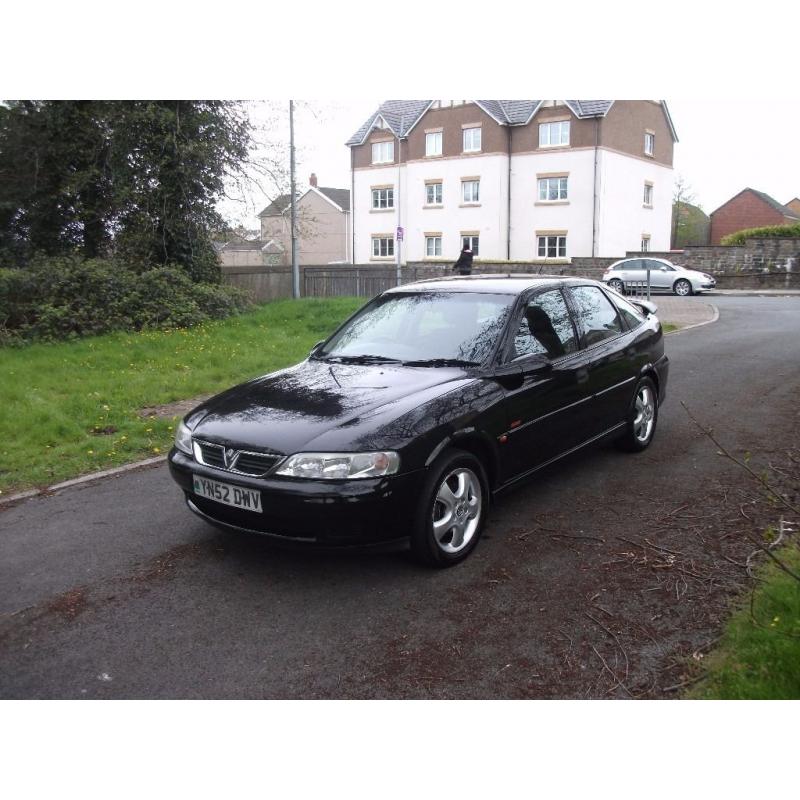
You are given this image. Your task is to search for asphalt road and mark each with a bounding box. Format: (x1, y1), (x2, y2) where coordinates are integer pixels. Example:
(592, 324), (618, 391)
(2, 295), (799, 698)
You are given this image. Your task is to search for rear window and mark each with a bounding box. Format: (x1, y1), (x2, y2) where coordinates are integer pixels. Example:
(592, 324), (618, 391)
(607, 292), (646, 329)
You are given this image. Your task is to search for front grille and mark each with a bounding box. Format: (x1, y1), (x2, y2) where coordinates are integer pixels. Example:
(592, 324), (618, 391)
(193, 439), (283, 477)
(195, 441), (225, 469)
(233, 452), (282, 477)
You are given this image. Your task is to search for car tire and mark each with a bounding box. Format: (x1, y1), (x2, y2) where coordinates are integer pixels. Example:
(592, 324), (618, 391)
(608, 278), (625, 294)
(615, 376), (659, 452)
(673, 279), (692, 296)
(410, 448), (489, 568)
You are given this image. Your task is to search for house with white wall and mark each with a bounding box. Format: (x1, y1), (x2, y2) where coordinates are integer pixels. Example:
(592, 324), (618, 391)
(346, 100), (677, 264)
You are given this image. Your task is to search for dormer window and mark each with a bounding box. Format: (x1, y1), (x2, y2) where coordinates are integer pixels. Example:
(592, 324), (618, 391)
(425, 131), (443, 157)
(463, 126), (481, 153)
(539, 120), (570, 147)
(371, 140), (394, 164)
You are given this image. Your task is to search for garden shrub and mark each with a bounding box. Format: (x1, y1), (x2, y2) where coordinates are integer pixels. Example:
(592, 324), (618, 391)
(0, 257), (252, 344)
(721, 223), (800, 245)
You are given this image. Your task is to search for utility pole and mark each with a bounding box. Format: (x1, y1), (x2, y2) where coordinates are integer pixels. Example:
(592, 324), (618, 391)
(290, 100), (300, 299)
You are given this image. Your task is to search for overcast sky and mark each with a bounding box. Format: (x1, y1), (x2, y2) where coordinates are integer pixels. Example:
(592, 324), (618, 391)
(227, 99), (800, 229)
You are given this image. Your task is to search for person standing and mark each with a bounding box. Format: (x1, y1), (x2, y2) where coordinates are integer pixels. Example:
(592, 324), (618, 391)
(452, 245), (473, 276)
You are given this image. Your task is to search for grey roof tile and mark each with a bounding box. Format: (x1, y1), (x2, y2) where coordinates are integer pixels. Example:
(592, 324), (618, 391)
(750, 189), (800, 218)
(345, 100), (432, 145)
(564, 100), (613, 117)
(257, 193), (293, 217)
(317, 187), (350, 211)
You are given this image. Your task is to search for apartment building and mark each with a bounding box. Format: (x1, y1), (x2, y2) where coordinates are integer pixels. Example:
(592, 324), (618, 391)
(346, 100), (677, 264)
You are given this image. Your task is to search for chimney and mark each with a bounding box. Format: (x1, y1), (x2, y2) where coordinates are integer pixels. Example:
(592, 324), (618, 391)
(309, 173), (318, 187)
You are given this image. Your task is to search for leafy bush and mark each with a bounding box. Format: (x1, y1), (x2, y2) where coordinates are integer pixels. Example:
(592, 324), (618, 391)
(0, 257), (251, 344)
(721, 223), (800, 245)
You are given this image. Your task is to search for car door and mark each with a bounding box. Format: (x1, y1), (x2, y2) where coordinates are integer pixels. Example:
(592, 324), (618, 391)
(620, 259), (646, 290)
(565, 285), (638, 435)
(498, 288), (594, 483)
(647, 259), (672, 290)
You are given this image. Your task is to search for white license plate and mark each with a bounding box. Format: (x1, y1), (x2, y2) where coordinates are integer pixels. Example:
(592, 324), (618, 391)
(192, 475), (262, 513)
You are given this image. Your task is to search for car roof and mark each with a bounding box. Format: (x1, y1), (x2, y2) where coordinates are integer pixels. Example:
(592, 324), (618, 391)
(611, 256), (673, 266)
(384, 274), (600, 295)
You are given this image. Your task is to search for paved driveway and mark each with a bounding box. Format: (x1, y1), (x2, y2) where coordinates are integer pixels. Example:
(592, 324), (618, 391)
(1, 296), (798, 698)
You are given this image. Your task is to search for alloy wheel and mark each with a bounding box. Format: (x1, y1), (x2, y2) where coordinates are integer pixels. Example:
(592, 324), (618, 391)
(674, 279), (691, 296)
(633, 385), (656, 443)
(431, 468), (483, 553)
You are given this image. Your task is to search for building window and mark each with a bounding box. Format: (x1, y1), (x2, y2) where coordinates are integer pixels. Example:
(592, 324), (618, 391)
(461, 234), (480, 255)
(537, 235), (567, 258)
(371, 187), (394, 209)
(372, 236), (394, 258)
(425, 182), (443, 205)
(538, 176), (569, 201)
(425, 131), (442, 156)
(463, 127), (481, 152)
(462, 179), (480, 203)
(644, 132), (655, 156)
(539, 120), (570, 147)
(425, 236), (442, 257)
(643, 183), (653, 206)
(371, 141), (394, 164)
(641, 236), (650, 252)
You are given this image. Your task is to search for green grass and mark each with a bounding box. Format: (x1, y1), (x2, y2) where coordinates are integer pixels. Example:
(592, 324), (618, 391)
(690, 547), (800, 699)
(0, 297), (364, 495)
(662, 323), (679, 333)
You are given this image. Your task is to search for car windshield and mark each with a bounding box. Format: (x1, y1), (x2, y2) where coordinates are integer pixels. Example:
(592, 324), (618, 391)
(318, 291), (516, 365)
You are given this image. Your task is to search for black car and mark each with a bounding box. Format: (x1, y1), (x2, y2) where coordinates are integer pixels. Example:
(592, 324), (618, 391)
(169, 275), (668, 566)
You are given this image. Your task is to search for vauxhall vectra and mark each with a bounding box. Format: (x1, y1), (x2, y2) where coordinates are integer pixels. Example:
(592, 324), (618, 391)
(169, 275), (668, 566)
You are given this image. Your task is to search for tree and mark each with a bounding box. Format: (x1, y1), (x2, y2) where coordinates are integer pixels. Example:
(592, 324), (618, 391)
(0, 101), (253, 280)
(672, 175), (709, 248)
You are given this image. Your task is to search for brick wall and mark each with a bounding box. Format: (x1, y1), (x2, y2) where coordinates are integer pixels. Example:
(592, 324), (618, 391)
(709, 190), (795, 244)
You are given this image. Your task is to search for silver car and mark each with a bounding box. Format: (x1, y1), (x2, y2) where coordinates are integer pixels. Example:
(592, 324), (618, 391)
(602, 257), (716, 296)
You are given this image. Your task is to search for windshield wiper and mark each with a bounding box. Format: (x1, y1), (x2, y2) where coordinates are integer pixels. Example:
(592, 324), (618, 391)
(401, 358), (480, 368)
(323, 354), (402, 364)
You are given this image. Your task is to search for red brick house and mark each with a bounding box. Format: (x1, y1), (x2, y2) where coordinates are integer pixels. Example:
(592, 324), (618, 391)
(786, 197), (800, 217)
(709, 188), (800, 244)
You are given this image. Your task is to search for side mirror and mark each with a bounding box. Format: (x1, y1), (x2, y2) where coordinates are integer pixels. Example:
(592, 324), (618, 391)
(633, 299), (658, 316)
(659, 266), (668, 271)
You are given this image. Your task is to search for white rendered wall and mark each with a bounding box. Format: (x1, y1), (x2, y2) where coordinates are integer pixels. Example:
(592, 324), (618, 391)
(403, 154), (509, 262)
(509, 148), (596, 260)
(353, 164), (402, 264)
(596, 149), (674, 255)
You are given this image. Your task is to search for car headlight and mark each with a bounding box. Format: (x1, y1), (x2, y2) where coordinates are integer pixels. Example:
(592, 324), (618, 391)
(274, 451), (400, 480)
(174, 421), (194, 455)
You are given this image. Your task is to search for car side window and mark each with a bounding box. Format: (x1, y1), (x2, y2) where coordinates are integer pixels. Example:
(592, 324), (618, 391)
(647, 259), (670, 271)
(510, 290), (578, 361)
(621, 259), (641, 270)
(568, 286), (624, 347)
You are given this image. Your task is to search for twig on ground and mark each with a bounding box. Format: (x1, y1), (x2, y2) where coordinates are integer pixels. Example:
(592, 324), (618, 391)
(585, 611), (630, 684)
(590, 644), (633, 698)
(550, 533), (606, 544)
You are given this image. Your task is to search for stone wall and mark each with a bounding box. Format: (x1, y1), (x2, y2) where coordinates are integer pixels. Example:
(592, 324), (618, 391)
(625, 238), (800, 274)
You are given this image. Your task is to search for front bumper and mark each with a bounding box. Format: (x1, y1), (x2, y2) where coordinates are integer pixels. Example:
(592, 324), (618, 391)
(169, 448), (426, 546)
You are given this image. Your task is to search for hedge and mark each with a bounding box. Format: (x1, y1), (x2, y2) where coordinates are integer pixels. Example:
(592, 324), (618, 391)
(0, 257), (252, 344)
(721, 223), (800, 246)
